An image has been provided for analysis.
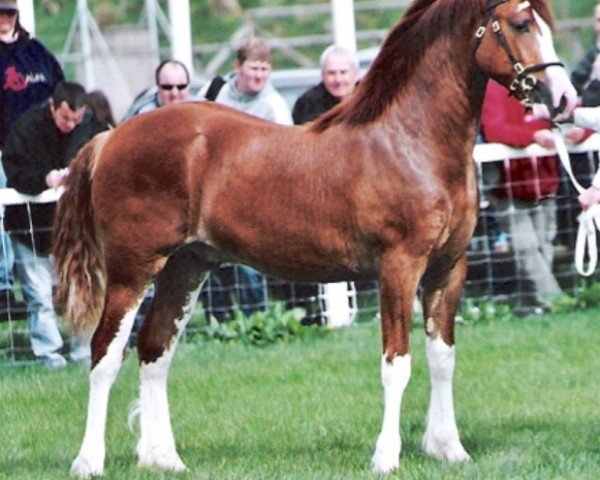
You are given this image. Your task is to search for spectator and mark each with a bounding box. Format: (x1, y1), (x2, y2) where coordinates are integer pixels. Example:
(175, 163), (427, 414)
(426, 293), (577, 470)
(85, 90), (116, 127)
(573, 105), (600, 208)
(198, 36), (292, 124)
(3, 80), (108, 367)
(560, 7), (600, 246)
(198, 36), (292, 322)
(123, 59), (191, 121)
(0, 0), (64, 316)
(481, 80), (564, 316)
(292, 44), (359, 124)
(571, 3), (600, 107)
(121, 59), (193, 336)
(280, 45), (359, 324)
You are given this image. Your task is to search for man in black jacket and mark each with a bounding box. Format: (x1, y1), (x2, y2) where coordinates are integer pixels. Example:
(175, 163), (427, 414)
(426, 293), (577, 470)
(292, 44), (359, 124)
(571, 4), (600, 107)
(3, 80), (108, 367)
(284, 45), (359, 324)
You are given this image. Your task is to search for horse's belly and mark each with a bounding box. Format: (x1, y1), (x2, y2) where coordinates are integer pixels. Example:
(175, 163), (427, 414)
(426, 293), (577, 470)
(204, 223), (377, 283)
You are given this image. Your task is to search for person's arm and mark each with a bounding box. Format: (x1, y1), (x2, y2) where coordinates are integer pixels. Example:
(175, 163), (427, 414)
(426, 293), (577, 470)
(581, 79), (600, 107)
(480, 81), (549, 147)
(571, 105), (600, 208)
(571, 48), (597, 95)
(573, 106), (600, 133)
(3, 121), (53, 195)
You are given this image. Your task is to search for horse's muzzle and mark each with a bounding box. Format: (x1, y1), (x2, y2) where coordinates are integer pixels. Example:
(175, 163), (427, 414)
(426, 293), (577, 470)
(529, 81), (568, 120)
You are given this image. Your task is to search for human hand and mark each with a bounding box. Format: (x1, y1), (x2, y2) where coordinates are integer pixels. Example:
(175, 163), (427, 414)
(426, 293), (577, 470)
(530, 102), (574, 123)
(578, 185), (600, 209)
(531, 103), (551, 120)
(563, 126), (586, 144)
(45, 168), (69, 188)
(533, 129), (555, 149)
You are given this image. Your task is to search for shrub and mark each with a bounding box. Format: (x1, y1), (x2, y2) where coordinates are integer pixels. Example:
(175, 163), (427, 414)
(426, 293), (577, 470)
(196, 301), (329, 346)
(457, 298), (513, 324)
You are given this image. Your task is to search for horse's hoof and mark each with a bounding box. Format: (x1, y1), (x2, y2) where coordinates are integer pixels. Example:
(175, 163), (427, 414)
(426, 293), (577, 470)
(371, 453), (399, 474)
(371, 438), (401, 474)
(422, 434), (470, 463)
(137, 451), (187, 473)
(70, 456), (104, 478)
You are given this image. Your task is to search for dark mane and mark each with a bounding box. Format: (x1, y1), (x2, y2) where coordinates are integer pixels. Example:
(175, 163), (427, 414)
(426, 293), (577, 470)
(311, 0), (553, 131)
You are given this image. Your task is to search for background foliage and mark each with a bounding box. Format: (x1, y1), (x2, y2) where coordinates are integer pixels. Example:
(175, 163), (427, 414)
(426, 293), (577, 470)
(34, 0), (600, 72)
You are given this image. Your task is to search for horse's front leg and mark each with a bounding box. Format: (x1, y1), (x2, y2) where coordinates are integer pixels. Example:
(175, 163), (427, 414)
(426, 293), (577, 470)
(71, 284), (145, 479)
(371, 253), (425, 474)
(420, 255), (470, 463)
(135, 245), (211, 473)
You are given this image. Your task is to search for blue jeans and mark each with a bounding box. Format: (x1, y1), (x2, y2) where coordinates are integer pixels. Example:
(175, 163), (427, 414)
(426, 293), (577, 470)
(201, 264), (267, 322)
(0, 154), (15, 292)
(0, 228), (14, 291)
(12, 239), (90, 361)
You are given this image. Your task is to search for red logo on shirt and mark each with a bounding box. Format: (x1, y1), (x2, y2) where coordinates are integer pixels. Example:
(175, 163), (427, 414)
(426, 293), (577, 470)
(3, 66), (27, 92)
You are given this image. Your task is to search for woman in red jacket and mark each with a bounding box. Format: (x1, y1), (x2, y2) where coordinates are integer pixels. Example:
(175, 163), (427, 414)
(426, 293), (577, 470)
(481, 80), (571, 315)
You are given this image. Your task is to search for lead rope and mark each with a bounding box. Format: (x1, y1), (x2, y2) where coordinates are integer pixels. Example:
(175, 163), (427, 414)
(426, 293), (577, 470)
(552, 126), (600, 276)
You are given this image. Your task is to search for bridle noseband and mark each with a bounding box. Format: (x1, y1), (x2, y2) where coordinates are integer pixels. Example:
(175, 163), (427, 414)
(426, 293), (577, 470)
(473, 0), (563, 98)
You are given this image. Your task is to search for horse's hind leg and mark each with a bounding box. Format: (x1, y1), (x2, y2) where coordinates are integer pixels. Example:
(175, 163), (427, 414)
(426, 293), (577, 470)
(71, 281), (146, 478)
(420, 255), (470, 463)
(135, 244), (211, 473)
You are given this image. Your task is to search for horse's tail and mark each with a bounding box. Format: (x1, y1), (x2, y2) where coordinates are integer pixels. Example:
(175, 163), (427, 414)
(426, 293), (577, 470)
(53, 131), (110, 334)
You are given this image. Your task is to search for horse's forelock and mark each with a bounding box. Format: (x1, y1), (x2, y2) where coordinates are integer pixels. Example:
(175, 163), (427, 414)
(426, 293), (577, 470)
(529, 0), (554, 30)
(312, 0), (487, 131)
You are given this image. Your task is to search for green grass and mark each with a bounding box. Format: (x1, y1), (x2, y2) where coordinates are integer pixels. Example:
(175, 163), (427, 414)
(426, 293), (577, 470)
(1, 310), (600, 479)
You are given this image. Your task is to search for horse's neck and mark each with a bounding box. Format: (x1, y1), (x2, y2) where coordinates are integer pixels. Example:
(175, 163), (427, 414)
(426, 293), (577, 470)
(388, 37), (485, 156)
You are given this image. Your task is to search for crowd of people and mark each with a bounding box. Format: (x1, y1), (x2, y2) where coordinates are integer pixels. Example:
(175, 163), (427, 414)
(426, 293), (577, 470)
(4, 0), (600, 367)
(0, 0), (361, 367)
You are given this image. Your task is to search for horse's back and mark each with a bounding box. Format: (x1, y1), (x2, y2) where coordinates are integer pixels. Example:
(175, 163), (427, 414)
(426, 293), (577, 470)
(90, 102), (473, 283)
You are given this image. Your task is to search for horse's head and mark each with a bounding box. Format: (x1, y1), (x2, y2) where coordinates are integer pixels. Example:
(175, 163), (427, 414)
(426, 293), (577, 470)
(473, 0), (576, 120)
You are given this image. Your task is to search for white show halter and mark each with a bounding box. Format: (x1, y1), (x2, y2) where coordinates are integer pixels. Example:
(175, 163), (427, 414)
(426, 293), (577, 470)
(552, 126), (600, 276)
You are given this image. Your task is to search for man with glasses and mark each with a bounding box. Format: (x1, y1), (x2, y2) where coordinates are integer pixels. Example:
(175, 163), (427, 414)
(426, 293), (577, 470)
(123, 59), (191, 120)
(121, 59), (192, 339)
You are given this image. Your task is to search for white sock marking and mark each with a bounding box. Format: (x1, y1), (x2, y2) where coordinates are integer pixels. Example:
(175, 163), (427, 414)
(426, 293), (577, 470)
(422, 336), (470, 463)
(135, 281), (203, 472)
(70, 297), (141, 479)
(371, 353), (411, 474)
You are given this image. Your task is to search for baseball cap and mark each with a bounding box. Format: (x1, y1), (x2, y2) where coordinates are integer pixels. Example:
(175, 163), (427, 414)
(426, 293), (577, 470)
(0, 1), (18, 12)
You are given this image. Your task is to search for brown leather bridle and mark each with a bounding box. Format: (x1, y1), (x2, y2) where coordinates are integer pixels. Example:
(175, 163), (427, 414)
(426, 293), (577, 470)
(473, 0), (564, 99)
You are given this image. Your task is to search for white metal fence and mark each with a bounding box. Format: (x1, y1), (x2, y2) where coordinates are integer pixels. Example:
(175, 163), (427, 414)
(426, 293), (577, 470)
(2, 134), (600, 365)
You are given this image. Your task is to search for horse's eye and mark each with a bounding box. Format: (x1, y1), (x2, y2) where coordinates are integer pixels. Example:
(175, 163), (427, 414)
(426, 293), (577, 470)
(511, 20), (531, 34)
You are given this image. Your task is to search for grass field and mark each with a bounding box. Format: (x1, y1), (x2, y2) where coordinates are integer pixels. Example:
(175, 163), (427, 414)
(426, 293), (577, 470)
(1, 310), (599, 479)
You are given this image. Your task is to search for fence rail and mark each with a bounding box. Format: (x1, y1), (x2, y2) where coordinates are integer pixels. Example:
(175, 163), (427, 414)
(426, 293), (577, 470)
(1, 134), (600, 366)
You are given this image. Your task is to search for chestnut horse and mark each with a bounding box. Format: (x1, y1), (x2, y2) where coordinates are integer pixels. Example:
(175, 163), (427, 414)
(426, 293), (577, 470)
(54, 0), (576, 477)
